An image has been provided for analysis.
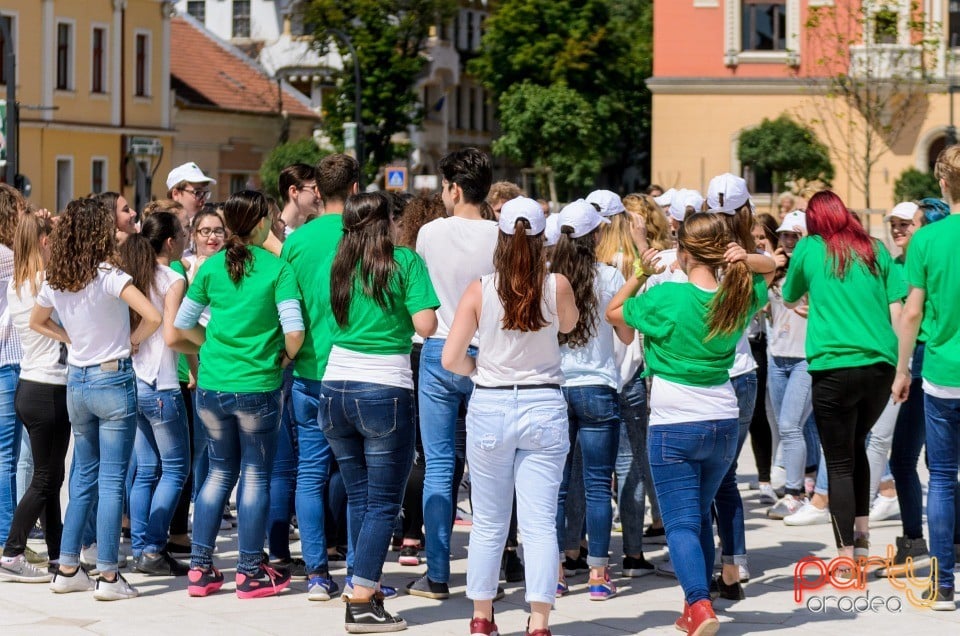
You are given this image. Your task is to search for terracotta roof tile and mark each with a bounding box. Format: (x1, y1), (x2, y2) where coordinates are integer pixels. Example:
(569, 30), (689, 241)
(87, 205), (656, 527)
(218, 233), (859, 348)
(171, 17), (319, 119)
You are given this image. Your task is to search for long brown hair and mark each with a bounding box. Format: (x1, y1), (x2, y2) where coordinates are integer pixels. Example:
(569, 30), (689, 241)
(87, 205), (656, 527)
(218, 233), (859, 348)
(494, 219), (548, 332)
(12, 212), (52, 298)
(550, 227), (597, 347)
(222, 190), (268, 284)
(330, 192), (397, 328)
(679, 213), (755, 340)
(47, 198), (118, 292)
(722, 204), (757, 253)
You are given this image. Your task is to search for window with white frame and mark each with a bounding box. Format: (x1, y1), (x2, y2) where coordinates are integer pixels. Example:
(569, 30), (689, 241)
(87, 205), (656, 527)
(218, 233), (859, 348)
(135, 31), (150, 97)
(91, 26), (107, 93)
(56, 157), (74, 213)
(724, 0), (800, 65)
(56, 20), (74, 90)
(186, 1), (206, 24)
(0, 14), (15, 86)
(233, 1), (251, 39)
(91, 157), (107, 194)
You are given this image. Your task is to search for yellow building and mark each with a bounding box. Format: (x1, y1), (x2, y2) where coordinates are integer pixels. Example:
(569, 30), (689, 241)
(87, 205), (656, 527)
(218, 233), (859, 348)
(1, 0), (173, 212)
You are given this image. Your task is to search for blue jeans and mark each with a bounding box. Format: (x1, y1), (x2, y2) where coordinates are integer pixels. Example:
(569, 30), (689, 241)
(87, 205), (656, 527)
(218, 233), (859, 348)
(923, 393), (960, 589)
(615, 367), (657, 555)
(418, 337), (475, 584)
(16, 426), (32, 503)
(714, 372), (756, 564)
(293, 376), (334, 574)
(267, 367), (297, 561)
(649, 418), (738, 606)
(466, 387), (569, 605)
(890, 343), (926, 539)
(557, 385), (620, 567)
(60, 360), (137, 574)
(320, 381), (415, 589)
(191, 389), (281, 576)
(767, 356), (813, 493)
(130, 382), (189, 556)
(0, 363), (23, 547)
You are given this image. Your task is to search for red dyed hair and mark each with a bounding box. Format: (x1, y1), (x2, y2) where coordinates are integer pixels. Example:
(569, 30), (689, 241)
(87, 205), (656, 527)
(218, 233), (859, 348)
(805, 191), (877, 277)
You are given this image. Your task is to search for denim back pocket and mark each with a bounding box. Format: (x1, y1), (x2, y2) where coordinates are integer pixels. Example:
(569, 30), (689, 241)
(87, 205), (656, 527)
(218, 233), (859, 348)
(317, 394), (335, 434)
(353, 397), (398, 439)
(581, 389), (621, 424)
(466, 405), (506, 453)
(656, 430), (707, 465)
(526, 405), (569, 451)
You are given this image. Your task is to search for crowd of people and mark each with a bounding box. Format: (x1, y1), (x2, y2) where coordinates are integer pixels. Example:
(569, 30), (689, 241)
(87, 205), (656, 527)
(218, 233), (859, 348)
(0, 145), (958, 636)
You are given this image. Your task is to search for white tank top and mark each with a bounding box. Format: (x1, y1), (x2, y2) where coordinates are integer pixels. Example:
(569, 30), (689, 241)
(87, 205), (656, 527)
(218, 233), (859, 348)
(474, 273), (564, 387)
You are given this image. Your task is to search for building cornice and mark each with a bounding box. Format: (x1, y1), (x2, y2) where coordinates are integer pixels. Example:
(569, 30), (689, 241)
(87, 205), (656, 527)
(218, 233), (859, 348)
(647, 76), (956, 97)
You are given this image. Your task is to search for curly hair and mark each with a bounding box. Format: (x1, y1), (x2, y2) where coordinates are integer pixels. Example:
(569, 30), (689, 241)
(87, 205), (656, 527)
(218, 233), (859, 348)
(396, 193), (445, 249)
(550, 227), (598, 348)
(47, 198), (118, 292)
(0, 183), (25, 247)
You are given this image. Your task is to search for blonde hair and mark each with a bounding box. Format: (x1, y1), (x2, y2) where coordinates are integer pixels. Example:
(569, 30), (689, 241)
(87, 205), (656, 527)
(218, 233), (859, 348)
(13, 212), (53, 298)
(934, 145), (960, 203)
(143, 199), (185, 217)
(595, 213), (636, 279)
(623, 193), (672, 251)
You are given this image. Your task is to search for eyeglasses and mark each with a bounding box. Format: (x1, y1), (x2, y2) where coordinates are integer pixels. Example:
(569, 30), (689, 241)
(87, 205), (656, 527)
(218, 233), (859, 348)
(181, 187), (210, 201)
(196, 227), (225, 237)
(298, 184), (319, 194)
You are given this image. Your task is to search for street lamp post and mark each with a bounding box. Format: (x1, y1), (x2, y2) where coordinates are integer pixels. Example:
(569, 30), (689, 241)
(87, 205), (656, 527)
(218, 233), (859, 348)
(326, 28), (363, 185)
(1, 18), (18, 187)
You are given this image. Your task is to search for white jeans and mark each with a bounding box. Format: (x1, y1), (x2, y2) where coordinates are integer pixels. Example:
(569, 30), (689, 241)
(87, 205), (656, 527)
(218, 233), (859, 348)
(465, 386), (569, 605)
(866, 398), (899, 502)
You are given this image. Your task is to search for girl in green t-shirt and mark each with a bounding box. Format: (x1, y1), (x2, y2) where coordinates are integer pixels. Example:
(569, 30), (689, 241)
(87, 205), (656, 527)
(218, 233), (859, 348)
(607, 212), (775, 635)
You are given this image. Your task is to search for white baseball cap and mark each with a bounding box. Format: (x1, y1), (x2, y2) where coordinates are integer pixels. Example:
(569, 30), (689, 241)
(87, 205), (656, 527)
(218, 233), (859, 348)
(654, 188), (676, 208)
(884, 201), (919, 222)
(585, 190), (626, 218)
(166, 162), (217, 190)
(544, 214), (561, 247)
(558, 199), (610, 238)
(706, 173), (753, 214)
(499, 197), (546, 235)
(776, 210), (807, 234)
(668, 189), (705, 223)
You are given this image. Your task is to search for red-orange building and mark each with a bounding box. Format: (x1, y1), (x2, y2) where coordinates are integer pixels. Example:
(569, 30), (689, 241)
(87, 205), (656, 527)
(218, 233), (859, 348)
(649, 1), (958, 213)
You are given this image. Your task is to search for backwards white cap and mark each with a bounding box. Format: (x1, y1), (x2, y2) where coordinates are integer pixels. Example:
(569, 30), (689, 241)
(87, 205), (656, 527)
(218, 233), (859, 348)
(498, 197), (546, 235)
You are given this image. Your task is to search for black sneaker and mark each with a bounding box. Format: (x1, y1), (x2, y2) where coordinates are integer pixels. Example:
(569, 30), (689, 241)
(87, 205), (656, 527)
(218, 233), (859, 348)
(501, 549), (524, 583)
(328, 547), (347, 563)
(236, 563), (291, 599)
(922, 585), (956, 611)
(270, 557), (308, 581)
(405, 573), (450, 599)
(622, 555), (655, 577)
(876, 536), (931, 578)
(714, 575), (745, 601)
(345, 592), (407, 633)
(563, 555), (589, 577)
(643, 525), (667, 545)
(135, 551), (189, 576)
(165, 541), (191, 556)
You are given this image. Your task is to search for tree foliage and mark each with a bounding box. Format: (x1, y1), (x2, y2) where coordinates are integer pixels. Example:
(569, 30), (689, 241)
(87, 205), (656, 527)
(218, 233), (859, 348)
(259, 137), (327, 201)
(738, 115), (834, 194)
(470, 0), (652, 192)
(893, 167), (940, 203)
(303, 0), (457, 183)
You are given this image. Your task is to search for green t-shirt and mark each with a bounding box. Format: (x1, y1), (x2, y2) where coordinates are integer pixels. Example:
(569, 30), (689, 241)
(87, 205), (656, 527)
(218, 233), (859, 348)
(320, 246), (439, 355)
(280, 214), (343, 380)
(782, 235), (905, 372)
(622, 275), (767, 387)
(170, 259), (190, 384)
(895, 254), (933, 343)
(187, 246), (301, 392)
(906, 214), (960, 387)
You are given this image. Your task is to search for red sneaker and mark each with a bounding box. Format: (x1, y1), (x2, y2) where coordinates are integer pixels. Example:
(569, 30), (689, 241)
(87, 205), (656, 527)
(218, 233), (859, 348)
(674, 602), (690, 632)
(469, 616), (500, 636)
(687, 599), (719, 636)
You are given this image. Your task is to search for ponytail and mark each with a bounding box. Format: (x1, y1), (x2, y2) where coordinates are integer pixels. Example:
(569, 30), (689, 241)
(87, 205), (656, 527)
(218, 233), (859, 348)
(221, 190), (268, 284)
(493, 219), (548, 332)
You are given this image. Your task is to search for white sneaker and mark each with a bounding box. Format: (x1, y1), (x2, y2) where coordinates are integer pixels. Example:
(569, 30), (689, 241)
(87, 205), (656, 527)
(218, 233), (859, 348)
(767, 494), (804, 520)
(784, 501), (831, 526)
(869, 495), (900, 522)
(758, 483), (777, 506)
(80, 543), (98, 572)
(49, 567), (95, 593)
(770, 466), (787, 491)
(0, 555), (53, 583)
(94, 573), (139, 601)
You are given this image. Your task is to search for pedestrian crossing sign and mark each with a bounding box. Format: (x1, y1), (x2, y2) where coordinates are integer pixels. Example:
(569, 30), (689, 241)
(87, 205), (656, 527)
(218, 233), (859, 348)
(386, 167), (407, 191)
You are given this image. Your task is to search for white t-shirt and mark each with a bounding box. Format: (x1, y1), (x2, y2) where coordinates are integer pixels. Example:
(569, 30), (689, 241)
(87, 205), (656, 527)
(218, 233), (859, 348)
(416, 216), (498, 345)
(323, 345), (413, 390)
(6, 279), (67, 385)
(766, 285), (808, 358)
(561, 264), (624, 389)
(133, 265), (184, 390)
(37, 264), (133, 367)
(649, 376), (740, 425)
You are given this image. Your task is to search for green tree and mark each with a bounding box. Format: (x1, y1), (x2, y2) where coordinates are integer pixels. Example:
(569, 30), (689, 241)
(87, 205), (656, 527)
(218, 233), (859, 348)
(893, 167), (940, 202)
(470, 0), (652, 190)
(738, 115), (835, 197)
(303, 0), (457, 183)
(494, 82), (602, 197)
(259, 137), (326, 201)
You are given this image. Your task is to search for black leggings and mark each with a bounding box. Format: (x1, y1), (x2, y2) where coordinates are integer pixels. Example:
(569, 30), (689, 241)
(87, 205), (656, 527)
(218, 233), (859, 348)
(3, 380), (70, 560)
(749, 337), (773, 483)
(810, 363), (895, 549)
